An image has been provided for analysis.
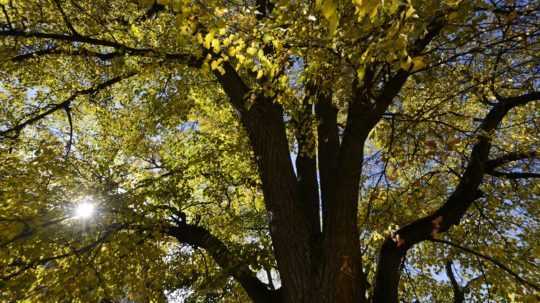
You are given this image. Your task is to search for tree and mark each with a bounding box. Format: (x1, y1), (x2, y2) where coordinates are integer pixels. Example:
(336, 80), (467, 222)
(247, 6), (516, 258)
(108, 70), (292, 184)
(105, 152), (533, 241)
(0, 0), (538, 302)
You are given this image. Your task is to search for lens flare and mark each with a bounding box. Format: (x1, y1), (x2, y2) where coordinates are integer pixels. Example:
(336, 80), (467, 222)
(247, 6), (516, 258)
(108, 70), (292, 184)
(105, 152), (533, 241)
(74, 200), (95, 219)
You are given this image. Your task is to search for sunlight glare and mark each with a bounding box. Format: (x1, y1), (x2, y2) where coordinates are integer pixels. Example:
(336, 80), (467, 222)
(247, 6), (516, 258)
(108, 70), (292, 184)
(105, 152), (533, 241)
(74, 199), (95, 219)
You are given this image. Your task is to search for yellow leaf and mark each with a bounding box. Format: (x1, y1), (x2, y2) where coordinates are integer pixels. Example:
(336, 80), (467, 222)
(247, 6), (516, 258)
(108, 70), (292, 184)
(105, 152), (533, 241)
(411, 56), (426, 71)
(321, 0), (336, 19)
(211, 39), (221, 53)
(320, 0), (339, 35)
(405, 5), (417, 19)
(448, 11), (460, 22)
(357, 66), (366, 81)
(130, 24), (142, 39)
(210, 60), (221, 71)
(354, 0), (379, 20)
(204, 30), (215, 49)
(327, 13), (339, 35)
(195, 33), (203, 44)
(246, 47), (257, 56)
(400, 56), (413, 70)
(236, 54), (246, 64)
(272, 39), (282, 50)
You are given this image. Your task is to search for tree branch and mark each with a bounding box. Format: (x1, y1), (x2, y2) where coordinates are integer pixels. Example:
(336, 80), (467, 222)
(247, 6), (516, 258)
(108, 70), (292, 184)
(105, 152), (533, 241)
(52, 0), (80, 36)
(435, 239), (539, 291)
(326, 14), (445, 303)
(1, 223), (123, 281)
(293, 93), (321, 244)
(485, 151), (537, 170)
(498, 91), (540, 105)
(0, 28), (201, 66)
(0, 72), (137, 140)
(486, 170), (540, 179)
(165, 223), (278, 303)
(63, 104), (74, 158)
(136, 2), (166, 22)
(255, 0), (275, 19)
(315, 90), (339, 230)
(373, 92), (540, 302)
(445, 260), (465, 303)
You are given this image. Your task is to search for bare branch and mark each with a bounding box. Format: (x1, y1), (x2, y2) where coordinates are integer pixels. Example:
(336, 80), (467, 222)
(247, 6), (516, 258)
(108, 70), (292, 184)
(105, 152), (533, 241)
(1, 223), (123, 281)
(486, 170), (540, 179)
(0, 28), (202, 66)
(63, 104), (73, 158)
(52, 0), (79, 36)
(433, 239), (539, 291)
(445, 260), (465, 303)
(0, 72), (136, 140)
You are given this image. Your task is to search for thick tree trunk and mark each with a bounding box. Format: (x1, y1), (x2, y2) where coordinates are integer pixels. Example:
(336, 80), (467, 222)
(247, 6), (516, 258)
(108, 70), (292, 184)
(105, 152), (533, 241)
(210, 15), (448, 303)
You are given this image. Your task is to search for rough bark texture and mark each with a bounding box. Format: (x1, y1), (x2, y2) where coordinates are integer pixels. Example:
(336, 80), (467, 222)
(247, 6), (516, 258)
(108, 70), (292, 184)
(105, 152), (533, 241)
(204, 13), (449, 303)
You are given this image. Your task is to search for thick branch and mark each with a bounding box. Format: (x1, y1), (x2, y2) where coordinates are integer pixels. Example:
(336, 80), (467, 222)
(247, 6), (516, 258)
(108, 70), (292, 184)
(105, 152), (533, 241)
(315, 90), (339, 229)
(373, 93), (540, 302)
(294, 96), (321, 244)
(0, 28), (144, 50)
(499, 91), (540, 105)
(485, 151), (537, 170)
(166, 223), (278, 303)
(486, 170), (540, 179)
(212, 62), (312, 302)
(325, 15), (445, 303)
(0, 216), (69, 249)
(9, 47), (122, 62)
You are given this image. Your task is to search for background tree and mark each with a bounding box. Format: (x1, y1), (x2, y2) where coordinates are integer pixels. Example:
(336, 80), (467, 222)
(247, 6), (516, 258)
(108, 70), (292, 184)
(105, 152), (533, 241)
(0, 0), (539, 302)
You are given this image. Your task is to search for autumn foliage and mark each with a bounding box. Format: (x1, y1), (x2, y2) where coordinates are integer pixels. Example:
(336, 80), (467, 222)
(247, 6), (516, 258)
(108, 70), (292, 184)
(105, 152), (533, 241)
(0, 1), (539, 302)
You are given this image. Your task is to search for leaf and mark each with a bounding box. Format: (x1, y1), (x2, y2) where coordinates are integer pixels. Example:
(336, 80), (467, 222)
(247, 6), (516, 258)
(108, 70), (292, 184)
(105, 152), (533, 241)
(411, 56), (426, 71)
(130, 24), (143, 40)
(204, 30), (215, 49)
(320, 0), (339, 35)
(210, 59), (220, 71)
(357, 66), (366, 81)
(321, 0), (336, 20)
(354, 0), (380, 20)
(400, 56), (413, 70)
(327, 13), (339, 35)
(246, 47), (257, 56)
(211, 38), (221, 53)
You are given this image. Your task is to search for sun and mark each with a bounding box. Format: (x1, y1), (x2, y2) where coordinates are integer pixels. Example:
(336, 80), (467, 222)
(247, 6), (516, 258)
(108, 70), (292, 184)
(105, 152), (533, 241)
(74, 198), (96, 219)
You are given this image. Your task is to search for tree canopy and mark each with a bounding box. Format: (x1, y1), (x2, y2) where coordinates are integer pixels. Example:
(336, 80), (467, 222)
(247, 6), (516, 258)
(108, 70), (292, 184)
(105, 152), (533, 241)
(0, 0), (539, 302)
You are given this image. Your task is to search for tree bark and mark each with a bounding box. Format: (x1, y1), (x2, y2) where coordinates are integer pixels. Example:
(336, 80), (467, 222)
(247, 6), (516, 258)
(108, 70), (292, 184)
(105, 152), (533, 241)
(166, 223), (277, 303)
(372, 92), (540, 303)
(213, 63), (316, 303)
